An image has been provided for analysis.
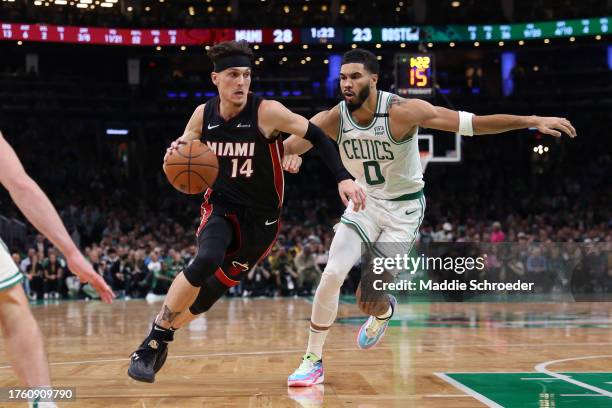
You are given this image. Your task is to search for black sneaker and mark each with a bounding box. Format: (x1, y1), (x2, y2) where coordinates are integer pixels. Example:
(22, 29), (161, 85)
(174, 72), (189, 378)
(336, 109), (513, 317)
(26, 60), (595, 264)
(127, 336), (170, 383)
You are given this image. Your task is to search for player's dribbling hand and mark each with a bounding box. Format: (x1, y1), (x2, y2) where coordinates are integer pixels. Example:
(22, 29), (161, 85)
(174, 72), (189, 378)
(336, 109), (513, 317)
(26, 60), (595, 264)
(532, 116), (577, 138)
(338, 179), (366, 211)
(163, 138), (187, 163)
(66, 252), (115, 303)
(282, 154), (302, 173)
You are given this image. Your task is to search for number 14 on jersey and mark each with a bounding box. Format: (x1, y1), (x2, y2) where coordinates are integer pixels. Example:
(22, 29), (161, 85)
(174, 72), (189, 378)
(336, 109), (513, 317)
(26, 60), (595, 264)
(231, 158), (253, 178)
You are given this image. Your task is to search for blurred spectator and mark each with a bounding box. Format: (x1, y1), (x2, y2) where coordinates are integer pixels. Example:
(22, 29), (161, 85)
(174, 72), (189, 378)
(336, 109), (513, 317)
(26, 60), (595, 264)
(294, 241), (322, 296)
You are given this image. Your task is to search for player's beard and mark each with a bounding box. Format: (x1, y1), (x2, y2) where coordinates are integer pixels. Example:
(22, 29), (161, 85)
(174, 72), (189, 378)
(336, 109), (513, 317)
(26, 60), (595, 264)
(345, 85), (370, 112)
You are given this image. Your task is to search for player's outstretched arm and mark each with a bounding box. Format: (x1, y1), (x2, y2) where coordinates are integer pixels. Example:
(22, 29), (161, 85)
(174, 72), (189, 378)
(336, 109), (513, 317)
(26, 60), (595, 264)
(164, 103), (206, 162)
(0, 131), (115, 303)
(260, 101), (365, 210)
(283, 108), (339, 155)
(282, 109), (339, 173)
(390, 96), (577, 138)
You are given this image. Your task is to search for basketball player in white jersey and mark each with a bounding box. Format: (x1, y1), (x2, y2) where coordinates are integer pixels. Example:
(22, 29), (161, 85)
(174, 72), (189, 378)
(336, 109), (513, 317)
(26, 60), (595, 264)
(0, 131), (115, 407)
(284, 49), (576, 386)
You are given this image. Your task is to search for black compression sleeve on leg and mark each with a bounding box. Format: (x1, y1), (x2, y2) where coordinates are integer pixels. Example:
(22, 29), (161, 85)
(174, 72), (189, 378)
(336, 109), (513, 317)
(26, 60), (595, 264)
(303, 121), (352, 182)
(183, 216), (233, 287)
(189, 274), (231, 315)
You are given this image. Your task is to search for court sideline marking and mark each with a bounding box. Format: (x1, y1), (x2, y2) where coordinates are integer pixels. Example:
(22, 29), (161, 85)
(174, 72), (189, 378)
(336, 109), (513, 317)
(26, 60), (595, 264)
(534, 355), (612, 398)
(436, 355), (612, 407)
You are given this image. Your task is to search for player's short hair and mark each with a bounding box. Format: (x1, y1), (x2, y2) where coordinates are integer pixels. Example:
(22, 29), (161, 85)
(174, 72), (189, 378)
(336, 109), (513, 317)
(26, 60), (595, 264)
(207, 40), (254, 65)
(342, 49), (379, 75)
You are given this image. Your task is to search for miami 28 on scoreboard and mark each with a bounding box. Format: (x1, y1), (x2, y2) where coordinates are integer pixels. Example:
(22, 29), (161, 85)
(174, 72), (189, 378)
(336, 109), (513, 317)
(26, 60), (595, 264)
(395, 54), (435, 98)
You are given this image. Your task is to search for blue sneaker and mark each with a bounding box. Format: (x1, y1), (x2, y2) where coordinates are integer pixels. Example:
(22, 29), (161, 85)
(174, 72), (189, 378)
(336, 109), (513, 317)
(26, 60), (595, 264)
(357, 294), (397, 349)
(287, 352), (324, 387)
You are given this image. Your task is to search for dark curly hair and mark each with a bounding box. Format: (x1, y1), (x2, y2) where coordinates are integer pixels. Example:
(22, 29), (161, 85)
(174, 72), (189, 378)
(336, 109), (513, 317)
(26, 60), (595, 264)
(207, 40), (255, 65)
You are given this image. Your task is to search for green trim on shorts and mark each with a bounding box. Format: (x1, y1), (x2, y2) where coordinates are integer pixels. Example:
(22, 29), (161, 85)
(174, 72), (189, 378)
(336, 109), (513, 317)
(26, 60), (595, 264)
(387, 189), (424, 201)
(0, 270), (23, 291)
(406, 195), (426, 255)
(340, 216), (386, 258)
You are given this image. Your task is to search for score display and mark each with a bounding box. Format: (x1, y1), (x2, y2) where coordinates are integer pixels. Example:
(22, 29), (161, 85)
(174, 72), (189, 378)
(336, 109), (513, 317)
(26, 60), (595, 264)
(0, 16), (608, 46)
(395, 54), (435, 98)
(423, 17), (609, 42)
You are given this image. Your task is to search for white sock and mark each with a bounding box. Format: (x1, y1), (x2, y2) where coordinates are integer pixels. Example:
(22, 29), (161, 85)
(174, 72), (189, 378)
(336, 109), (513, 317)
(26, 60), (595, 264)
(376, 305), (392, 320)
(306, 327), (328, 359)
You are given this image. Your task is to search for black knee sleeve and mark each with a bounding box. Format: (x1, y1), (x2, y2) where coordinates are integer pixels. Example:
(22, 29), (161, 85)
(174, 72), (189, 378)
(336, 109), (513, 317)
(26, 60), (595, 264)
(183, 216), (233, 287)
(189, 273), (234, 315)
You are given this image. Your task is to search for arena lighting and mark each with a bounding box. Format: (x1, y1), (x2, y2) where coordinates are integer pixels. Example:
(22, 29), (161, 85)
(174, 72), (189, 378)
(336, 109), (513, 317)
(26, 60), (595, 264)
(533, 145), (549, 155)
(180, 45), (186, 51)
(253, 44), (259, 49)
(278, 44), (284, 49)
(302, 44), (308, 49)
(544, 38), (550, 44)
(427, 42), (433, 47)
(17, 40), (22, 45)
(327, 44), (332, 49)
(106, 129), (129, 136)
(569, 36), (575, 42)
(126, 6), (132, 11)
(518, 40), (525, 45)
(76, 3), (87, 7)
(498, 41), (504, 46)
(451, 1), (460, 7)
(34, 0), (42, 4)
(449, 42), (455, 47)
(375, 43), (381, 48)
(55, 0), (67, 4)
(100, 3), (113, 7)
(474, 41), (480, 47)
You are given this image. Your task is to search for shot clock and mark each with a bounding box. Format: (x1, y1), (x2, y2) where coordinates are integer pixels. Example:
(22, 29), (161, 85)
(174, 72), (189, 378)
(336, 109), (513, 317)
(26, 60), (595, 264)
(395, 54), (435, 98)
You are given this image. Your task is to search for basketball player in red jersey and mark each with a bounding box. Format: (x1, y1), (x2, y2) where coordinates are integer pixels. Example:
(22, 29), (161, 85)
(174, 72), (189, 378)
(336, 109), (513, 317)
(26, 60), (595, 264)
(128, 40), (366, 383)
(0, 131), (114, 408)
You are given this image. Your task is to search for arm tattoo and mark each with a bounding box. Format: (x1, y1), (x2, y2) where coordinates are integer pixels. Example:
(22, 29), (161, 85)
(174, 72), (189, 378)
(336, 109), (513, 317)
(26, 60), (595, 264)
(160, 305), (181, 323)
(388, 95), (407, 107)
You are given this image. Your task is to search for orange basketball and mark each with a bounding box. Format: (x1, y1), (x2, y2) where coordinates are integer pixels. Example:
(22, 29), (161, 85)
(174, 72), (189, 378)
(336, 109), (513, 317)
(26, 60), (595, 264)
(163, 140), (218, 195)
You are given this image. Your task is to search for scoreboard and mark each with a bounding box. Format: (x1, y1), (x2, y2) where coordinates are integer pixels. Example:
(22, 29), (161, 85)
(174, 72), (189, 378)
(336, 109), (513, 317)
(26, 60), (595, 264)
(395, 54), (435, 98)
(0, 16), (608, 46)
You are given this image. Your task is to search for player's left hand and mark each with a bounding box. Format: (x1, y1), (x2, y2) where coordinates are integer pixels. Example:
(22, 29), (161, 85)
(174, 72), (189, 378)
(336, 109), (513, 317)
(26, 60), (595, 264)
(532, 116), (577, 138)
(282, 154), (302, 173)
(66, 252), (115, 303)
(338, 179), (366, 211)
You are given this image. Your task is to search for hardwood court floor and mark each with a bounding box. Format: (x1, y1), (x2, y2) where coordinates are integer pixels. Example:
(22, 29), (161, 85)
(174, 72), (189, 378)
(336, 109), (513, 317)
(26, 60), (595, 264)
(0, 298), (611, 407)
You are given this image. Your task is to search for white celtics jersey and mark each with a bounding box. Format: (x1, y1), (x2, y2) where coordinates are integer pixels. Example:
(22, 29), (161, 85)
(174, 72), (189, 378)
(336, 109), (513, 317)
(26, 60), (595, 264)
(337, 91), (424, 200)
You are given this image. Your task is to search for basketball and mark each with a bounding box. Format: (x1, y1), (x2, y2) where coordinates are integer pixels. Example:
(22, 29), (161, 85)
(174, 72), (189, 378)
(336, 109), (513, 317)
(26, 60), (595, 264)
(163, 140), (218, 194)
